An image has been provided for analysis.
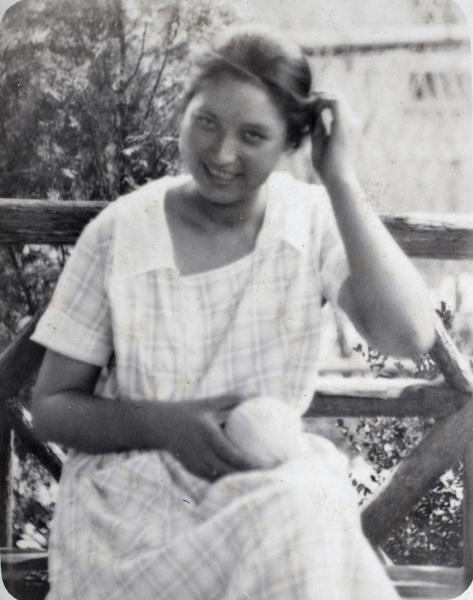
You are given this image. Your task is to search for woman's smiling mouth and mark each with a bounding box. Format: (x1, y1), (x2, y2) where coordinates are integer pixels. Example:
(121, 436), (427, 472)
(203, 162), (240, 183)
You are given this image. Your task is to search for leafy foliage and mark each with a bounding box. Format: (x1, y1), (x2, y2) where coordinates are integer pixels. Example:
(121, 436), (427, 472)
(342, 414), (463, 566)
(0, 0), (242, 201)
(0, 244), (66, 347)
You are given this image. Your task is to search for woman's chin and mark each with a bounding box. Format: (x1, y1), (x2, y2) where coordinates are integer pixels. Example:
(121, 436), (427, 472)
(194, 178), (246, 206)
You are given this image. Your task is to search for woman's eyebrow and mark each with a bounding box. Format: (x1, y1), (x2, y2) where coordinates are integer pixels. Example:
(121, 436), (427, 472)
(243, 122), (271, 131)
(194, 106), (218, 118)
(194, 105), (274, 133)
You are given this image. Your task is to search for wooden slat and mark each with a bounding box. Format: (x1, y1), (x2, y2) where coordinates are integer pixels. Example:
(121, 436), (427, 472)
(0, 200), (472, 259)
(0, 199), (106, 244)
(386, 565), (465, 599)
(0, 551), (465, 600)
(383, 214), (473, 260)
(306, 377), (467, 418)
(1, 549), (49, 600)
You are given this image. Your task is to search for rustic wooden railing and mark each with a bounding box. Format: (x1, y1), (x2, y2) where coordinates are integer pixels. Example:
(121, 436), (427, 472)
(1, 198), (473, 599)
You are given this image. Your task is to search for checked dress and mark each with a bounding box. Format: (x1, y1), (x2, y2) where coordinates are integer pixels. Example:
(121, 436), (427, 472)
(32, 171), (399, 600)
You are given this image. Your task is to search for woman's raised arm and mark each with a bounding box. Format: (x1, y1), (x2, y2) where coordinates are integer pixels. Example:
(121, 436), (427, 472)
(311, 95), (436, 358)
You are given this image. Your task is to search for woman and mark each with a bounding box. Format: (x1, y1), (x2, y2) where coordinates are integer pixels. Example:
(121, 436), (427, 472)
(31, 25), (435, 600)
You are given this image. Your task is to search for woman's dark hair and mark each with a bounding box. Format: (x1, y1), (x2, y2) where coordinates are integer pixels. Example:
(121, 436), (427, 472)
(184, 25), (316, 150)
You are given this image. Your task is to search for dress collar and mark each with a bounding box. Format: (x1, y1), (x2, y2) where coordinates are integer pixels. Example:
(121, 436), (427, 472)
(112, 171), (314, 278)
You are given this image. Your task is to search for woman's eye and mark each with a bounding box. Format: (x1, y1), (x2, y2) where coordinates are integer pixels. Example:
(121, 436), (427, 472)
(195, 115), (217, 131)
(242, 130), (265, 144)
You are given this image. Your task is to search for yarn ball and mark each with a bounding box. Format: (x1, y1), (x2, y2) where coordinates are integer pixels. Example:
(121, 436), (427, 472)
(224, 396), (311, 468)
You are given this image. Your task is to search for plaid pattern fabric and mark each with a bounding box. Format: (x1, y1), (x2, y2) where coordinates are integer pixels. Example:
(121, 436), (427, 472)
(32, 172), (398, 599)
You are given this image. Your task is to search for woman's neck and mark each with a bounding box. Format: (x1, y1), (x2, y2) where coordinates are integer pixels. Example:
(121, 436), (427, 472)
(179, 181), (267, 233)
(164, 180), (268, 276)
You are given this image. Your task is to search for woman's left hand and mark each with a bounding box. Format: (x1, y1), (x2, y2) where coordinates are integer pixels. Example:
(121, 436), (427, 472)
(310, 94), (359, 186)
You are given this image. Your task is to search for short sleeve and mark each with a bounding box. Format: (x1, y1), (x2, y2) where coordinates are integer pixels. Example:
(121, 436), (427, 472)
(31, 210), (114, 367)
(315, 188), (350, 307)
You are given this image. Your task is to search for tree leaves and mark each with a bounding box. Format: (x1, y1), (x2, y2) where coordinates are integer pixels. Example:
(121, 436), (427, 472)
(0, 0), (241, 200)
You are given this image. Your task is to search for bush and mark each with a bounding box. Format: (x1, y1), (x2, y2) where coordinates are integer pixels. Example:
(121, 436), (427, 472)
(0, 0), (243, 201)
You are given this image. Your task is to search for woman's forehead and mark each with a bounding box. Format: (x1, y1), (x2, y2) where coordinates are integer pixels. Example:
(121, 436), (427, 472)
(188, 74), (285, 125)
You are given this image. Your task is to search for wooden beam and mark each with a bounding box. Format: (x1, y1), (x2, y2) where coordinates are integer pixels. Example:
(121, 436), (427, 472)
(0, 306), (47, 405)
(383, 214), (473, 260)
(306, 377), (467, 418)
(0, 199), (106, 244)
(0, 200), (472, 259)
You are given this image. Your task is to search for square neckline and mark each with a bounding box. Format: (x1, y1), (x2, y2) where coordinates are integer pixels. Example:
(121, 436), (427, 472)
(162, 176), (273, 281)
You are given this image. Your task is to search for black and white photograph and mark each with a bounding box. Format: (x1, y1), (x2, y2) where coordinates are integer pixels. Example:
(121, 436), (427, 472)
(0, 1), (472, 599)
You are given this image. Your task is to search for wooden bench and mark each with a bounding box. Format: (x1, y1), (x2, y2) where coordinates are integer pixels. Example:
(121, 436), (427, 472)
(1, 200), (473, 599)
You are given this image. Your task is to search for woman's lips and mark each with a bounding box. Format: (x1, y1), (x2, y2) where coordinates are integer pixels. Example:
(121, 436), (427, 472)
(203, 162), (240, 183)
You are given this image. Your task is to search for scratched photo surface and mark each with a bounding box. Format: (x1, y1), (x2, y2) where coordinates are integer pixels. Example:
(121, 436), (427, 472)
(0, 1), (472, 599)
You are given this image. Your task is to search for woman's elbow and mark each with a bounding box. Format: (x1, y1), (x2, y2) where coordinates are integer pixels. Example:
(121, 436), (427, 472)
(373, 313), (436, 359)
(401, 320), (436, 358)
(31, 386), (56, 442)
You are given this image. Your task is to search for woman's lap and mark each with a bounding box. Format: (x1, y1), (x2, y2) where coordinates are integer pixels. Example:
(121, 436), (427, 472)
(46, 442), (398, 600)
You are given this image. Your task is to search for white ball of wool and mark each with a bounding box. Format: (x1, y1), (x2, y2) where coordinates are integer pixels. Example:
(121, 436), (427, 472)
(224, 396), (311, 469)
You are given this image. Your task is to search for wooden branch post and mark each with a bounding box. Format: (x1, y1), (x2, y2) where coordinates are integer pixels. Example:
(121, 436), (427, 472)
(431, 322), (473, 587)
(0, 306), (47, 404)
(361, 321), (473, 584)
(0, 305), (57, 549)
(464, 441), (473, 586)
(8, 402), (62, 482)
(0, 400), (13, 547)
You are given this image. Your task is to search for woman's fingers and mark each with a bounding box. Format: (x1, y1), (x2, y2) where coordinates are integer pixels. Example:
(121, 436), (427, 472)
(207, 416), (256, 472)
(310, 93), (359, 181)
(314, 93), (336, 122)
(311, 113), (329, 171)
(167, 394), (257, 480)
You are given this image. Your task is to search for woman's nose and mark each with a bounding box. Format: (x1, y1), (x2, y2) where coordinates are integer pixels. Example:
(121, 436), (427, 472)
(213, 133), (239, 165)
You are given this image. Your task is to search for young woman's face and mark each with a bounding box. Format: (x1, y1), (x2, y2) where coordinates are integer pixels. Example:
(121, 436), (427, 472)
(179, 74), (288, 205)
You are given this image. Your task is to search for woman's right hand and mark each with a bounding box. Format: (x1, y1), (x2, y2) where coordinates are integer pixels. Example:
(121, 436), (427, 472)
(33, 350), (255, 479)
(310, 94), (360, 187)
(161, 394), (257, 481)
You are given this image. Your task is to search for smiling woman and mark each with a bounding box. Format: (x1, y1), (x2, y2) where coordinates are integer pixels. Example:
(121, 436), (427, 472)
(179, 75), (287, 203)
(29, 24), (435, 600)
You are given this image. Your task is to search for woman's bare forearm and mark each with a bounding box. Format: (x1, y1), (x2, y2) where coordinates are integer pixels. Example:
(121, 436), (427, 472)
(32, 388), (174, 454)
(311, 96), (435, 358)
(31, 350), (252, 479)
(325, 172), (435, 357)
(31, 350), (172, 454)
